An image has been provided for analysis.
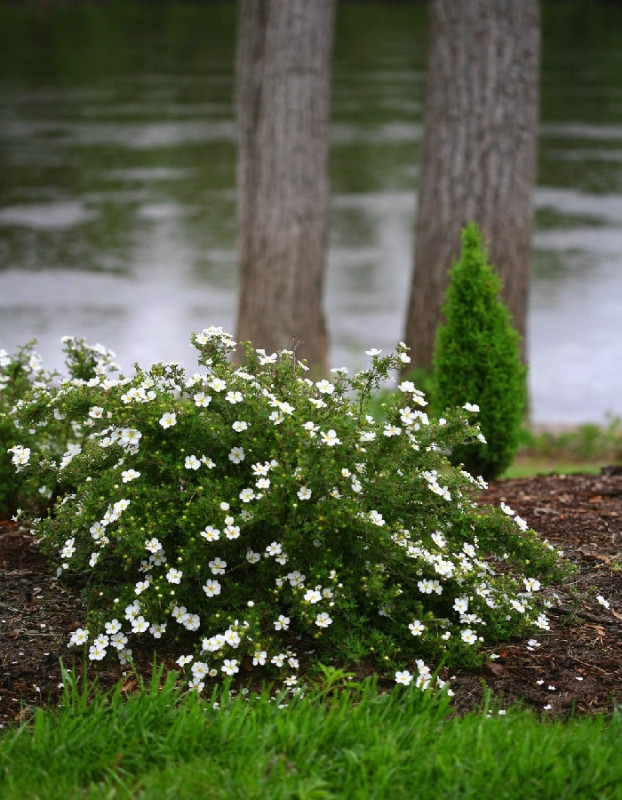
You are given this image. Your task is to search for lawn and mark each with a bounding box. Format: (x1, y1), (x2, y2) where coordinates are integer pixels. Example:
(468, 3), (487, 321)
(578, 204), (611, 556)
(1, 667), (621, 800)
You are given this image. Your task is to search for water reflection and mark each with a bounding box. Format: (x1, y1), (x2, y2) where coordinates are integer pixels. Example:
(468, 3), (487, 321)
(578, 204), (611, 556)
(0, 3), (621, 424)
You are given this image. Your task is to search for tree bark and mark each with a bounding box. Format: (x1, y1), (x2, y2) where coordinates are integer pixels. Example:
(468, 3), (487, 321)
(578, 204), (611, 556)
(405, 0), (540, 369)
(235, 0), (336, 370)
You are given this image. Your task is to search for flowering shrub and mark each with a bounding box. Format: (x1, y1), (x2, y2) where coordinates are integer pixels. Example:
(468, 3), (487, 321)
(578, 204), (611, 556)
(0, 338), (120, 517)
(13, 328), (563, 692)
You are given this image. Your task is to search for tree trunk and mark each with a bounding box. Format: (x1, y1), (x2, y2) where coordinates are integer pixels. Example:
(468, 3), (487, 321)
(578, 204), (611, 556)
(404, 0), (540, 370)
(235, 0), (336, 370)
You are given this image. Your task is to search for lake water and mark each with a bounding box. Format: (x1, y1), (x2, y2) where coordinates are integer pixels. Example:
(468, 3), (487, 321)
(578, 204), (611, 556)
(0, 3), (621, 424)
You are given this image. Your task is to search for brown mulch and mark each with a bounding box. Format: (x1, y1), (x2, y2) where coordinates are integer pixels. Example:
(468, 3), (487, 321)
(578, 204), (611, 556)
(1, 469), (621, 725)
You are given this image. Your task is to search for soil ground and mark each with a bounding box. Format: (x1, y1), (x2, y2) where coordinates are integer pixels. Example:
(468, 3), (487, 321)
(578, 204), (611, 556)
(1, 469), (621, 726)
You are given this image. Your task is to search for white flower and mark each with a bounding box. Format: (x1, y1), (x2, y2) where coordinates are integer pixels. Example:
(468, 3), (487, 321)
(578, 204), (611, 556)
(395, 670), (412, 686)
(224, 628), (241, 648)
(383, 424), (402, 437)
(288, 570), (306, 587)
(68, 628), (89, 647)
(113, 498), (130, 514)
(246, 550), (261, 564)
(462, 542), (476, 558)
(265, 541), (282, 557)
(120, 428), (142, 446)
(150, 623), (167, 639)
(60, 537), (76, 559)
(409, 620), (425, 637)
(462, 402), (480, 412)
(461, 629), (478, 645)
(228, 446), (245, 464)
(222, 659), (239, 676)
(304, 589), (322, 604)
(399, 408), (417, 426)
(418, 579), (442, 595)
(105, 619), (122, 635)
(239, 487), (256, 503)
(194, 392), (212, 407)
(297, 486), (312, 501)
(125, 600), (141, 621)
(89, 406), (104, 419)
(596, 594), (610, 609)
(226, 391), (243, 404)
(166, 568), (183, 584)
(202, 634), (225, 652)
(201, 525), (220, 542)
(315, 612), (332, 628)
(110, 631), (128, 650)
(185, 455), (201, 470)
(145, 538), (163, 554)
(224, 523), (240, 539)
(274, 615), (290, 631)
(209, 377), (227, 392)
(132, 616), (149, 633)
(209, 557), (227, 575)
(514, 515), (529, 531)
(88, 643), (107, 661)
(523, 577), (541, 593)
(309, 398), (327, 409)
(191, 661), (209, 680)
(453, 597), (469, 614)
(253, 650), (267, 666)
(315, 379), (335, 395)
(232, 420), (248, 432)
(202, 579), (221, 597)
(257, 351), (278, 365)
(365, 348), (382, 357)
(9, 446), (31, 468)
(159, 412), (177, 429)
(368, 510), (385, 527)
(121, 469), (141, 483)
(320, 429), (341, 447)
(177, 654), (194, 667)
(534, 613), (550, 630)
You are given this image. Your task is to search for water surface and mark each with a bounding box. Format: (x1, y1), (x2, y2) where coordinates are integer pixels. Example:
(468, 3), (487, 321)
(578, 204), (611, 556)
(0, 3), (621, 424)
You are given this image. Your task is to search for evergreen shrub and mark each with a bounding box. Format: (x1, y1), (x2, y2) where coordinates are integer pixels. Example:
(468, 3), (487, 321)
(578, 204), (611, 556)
(433, 223), (527, 479)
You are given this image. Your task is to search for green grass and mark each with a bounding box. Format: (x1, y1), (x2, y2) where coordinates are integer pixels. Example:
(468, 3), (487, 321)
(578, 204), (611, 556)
(1, 667), (621, 800)
(502, 458), (605, 479)
(501, 420), (622, 479)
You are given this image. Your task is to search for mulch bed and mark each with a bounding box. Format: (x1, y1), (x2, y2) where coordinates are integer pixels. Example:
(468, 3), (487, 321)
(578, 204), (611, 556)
(1, 469), (621, 725)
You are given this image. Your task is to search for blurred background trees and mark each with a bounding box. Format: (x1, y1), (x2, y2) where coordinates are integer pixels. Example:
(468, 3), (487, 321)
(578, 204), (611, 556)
(235, 0), (336, 369)
(404, 0), (540, 371)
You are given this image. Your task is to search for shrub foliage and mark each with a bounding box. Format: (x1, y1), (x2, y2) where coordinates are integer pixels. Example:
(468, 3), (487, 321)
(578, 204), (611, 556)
(433, 223), (527, 479)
